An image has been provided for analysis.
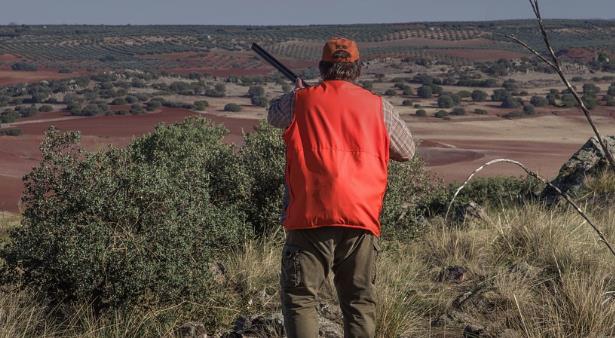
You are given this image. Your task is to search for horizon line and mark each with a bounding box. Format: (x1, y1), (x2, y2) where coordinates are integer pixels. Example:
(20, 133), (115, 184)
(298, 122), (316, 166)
(1, 17), (614, 27)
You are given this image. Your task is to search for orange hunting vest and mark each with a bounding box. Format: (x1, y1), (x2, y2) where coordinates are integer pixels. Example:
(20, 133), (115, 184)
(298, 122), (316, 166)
(283, 80), (390, 236)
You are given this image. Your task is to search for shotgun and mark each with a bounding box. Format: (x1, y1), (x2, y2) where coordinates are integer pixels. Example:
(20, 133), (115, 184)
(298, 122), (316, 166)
(251, 43), (300, 83)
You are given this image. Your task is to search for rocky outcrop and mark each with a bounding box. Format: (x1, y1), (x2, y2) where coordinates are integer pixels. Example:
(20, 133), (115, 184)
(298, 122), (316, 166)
(541, 136), (615, 203)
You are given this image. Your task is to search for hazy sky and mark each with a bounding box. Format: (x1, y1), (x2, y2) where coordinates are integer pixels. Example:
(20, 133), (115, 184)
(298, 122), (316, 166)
(1, 0), (614, 25)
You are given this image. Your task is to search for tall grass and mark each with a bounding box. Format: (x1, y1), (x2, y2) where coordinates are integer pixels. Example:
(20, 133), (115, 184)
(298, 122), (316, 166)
(2, 203), (615, 337)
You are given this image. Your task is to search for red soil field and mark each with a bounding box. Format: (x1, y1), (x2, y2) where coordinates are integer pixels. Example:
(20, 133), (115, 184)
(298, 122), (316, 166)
(0, 54), (20, 63)
(155, 51), (313, 77)
(364, 37), (496, 49)
(0, 69), (79, 86)
(436, 49), (526, 61)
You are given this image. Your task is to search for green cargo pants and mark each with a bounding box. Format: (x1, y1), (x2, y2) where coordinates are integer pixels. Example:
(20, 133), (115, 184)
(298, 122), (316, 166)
(280, 226), (380, 338)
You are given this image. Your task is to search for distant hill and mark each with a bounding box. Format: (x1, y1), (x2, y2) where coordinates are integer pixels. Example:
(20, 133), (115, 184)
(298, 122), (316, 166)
(0, 20), (614, 75)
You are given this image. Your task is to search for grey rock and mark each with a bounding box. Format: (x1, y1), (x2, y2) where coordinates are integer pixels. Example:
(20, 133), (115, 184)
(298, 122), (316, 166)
(227, 313), (284, 338)
(178, 322), (208, 338)
(438, 266), (468, 283)
(542, 135), (615, 203)
(318, 317), (343, 338)
(463, 324), (485, 337)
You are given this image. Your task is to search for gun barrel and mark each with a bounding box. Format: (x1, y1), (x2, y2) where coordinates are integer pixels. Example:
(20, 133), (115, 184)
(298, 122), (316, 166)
(251, 43), (299, 83)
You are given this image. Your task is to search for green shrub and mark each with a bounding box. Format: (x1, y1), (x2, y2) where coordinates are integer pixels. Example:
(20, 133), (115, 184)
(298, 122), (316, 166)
(530, 95), (548, 107)
(38, 105), (53, 113)
(437, 95), (454, 108)
(402, 100), (414, 106)
(0, 109), (19, 123)
(415, 109), (427, 117)
(0, 128), (22, 136)
(250, 96), (269, 107)
(146, 99), (162, 111)
(417, 86), (433, 98)
(473, 108), (488, 115)
(248, 86), (265, 98)
(450, 107), (466, 116)
(11, 62), (37, 71)
(471, 90), (488, 102)
(125, 95), (139, 104)
(523, 104), (536, 115)
(192, 100), (208, 111)
(582, 95), (598, 110)
(447, 176), (542, 209)
(381, 159), (444, 239)
(112, 98), (128, 106)
(384, 89), (397, 96)
(457, 90), (471, 99)
(562, 94), (578, 107)
(0, 119), (251, 314)
(434, 110), (449, 118)
(360, 81), (373, 90)
(224, 103), (242, 112)
(501, 96), (522, 109)
(130, 103), (144, 115)
(239, 122), (286, 236)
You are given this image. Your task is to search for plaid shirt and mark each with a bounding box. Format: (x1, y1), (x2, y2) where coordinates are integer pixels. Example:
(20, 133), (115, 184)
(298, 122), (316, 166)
(267, 89), (416, 161)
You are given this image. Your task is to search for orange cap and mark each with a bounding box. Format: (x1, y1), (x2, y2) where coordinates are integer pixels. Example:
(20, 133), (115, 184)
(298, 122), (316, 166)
(321, 37), (360, 63)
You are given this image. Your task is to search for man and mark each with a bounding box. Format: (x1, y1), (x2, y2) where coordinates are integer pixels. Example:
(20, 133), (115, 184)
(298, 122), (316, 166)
(267, 37), (415, 338)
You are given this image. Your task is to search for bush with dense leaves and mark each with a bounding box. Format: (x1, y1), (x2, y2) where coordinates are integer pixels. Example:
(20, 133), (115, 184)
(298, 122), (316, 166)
(0, 119), (251, 314)
(437, 95), (454, 108)
(239, 122), (286, 236)
(530, 96), (548, 107)
(1, 109), (19, 123)
(417, 85), (433, 98)
(446, 176), (542, 209)
(11, 62), (38, 71)
(450, 107), (466, 116)
(193, 100), (209, 111)
(224, 103), (242, 112)
(471, 90), (488, 102)
(380, 159), (444, 239)
(434, 110), (449, 118)
(0, 128), (22, 136)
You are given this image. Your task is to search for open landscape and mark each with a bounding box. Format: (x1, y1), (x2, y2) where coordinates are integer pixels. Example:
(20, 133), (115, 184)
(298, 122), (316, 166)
(2, 10), (615, 337)
(2, 21), (615, 211)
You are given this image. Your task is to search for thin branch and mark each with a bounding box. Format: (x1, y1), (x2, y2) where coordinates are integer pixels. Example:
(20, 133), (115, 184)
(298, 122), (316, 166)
(505, 0), (615, 170)
(445, 158), (615, 259)
(504, 34), (557, 70)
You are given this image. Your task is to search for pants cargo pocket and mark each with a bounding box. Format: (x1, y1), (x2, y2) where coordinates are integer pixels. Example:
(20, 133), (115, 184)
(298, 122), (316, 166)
(371, 238), (381, 285)
(281, 244), (302, 288)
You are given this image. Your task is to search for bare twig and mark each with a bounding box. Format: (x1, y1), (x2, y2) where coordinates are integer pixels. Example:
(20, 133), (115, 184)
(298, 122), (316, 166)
(445, 158), (615, 259)
(505, 0), (615, 170)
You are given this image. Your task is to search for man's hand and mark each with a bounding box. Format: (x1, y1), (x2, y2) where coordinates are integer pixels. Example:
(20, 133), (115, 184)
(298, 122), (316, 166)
(295, 78), (306, 90)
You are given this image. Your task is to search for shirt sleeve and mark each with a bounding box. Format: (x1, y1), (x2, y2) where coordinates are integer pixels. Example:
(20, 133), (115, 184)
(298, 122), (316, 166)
(382, 99), (416, 162)
(267, 92), (294, 129)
